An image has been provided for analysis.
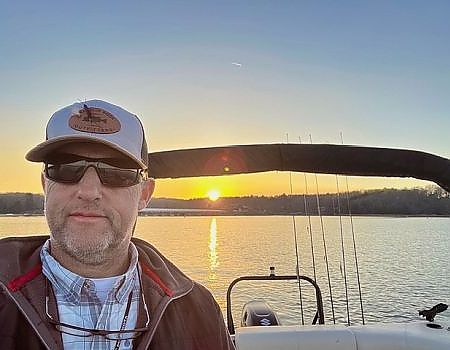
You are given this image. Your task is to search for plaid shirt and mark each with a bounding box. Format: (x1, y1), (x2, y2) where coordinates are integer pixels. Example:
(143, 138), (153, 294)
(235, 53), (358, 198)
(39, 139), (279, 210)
(41, 240), (141, 350)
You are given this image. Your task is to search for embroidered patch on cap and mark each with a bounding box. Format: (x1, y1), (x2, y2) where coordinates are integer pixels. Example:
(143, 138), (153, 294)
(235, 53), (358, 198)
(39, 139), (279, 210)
(68, 106), (121, 134)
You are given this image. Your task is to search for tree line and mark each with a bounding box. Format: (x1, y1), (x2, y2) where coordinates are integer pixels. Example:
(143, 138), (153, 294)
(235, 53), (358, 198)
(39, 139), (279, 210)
(0, 193), (44, 214)
(150, 186), (449, 216)
(1, 187), (449, 216)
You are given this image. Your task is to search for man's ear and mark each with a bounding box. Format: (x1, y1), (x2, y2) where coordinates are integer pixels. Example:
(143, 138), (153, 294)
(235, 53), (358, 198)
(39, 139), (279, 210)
(138, 178), (155, 210)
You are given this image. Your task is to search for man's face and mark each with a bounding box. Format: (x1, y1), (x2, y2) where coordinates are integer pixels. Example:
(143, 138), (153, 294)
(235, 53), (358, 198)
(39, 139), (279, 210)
(42, 143), (153, 267)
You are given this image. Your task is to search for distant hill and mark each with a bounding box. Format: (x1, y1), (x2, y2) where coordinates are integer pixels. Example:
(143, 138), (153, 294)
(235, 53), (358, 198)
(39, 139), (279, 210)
(1, 187), (449, 216)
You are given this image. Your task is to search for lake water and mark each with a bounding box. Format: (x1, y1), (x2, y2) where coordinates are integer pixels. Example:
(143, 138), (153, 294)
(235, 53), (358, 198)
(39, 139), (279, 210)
(1, 215), (449, 326)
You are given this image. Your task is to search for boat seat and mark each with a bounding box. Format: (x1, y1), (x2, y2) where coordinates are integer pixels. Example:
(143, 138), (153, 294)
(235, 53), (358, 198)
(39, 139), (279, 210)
(234, 322), (450, 350)
(235, 325), (357, 350)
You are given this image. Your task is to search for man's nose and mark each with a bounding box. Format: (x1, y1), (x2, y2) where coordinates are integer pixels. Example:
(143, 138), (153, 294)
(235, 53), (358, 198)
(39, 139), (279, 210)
(76, 167), (103, 200)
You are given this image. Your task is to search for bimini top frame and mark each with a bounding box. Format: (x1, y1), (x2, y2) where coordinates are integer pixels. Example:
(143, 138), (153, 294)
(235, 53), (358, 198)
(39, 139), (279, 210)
(147, 144), (450, 192)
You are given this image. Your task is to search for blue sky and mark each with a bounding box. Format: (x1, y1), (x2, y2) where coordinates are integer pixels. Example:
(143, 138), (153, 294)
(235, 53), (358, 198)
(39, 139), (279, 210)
(1, 1), (449, 196)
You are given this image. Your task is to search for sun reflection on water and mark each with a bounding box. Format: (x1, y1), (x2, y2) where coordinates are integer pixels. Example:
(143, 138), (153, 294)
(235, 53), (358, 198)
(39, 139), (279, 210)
(208, 217), (219, 281)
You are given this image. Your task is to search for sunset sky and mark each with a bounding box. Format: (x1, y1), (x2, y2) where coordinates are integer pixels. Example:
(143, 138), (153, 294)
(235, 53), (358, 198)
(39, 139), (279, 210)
(1, 1), (449, 199)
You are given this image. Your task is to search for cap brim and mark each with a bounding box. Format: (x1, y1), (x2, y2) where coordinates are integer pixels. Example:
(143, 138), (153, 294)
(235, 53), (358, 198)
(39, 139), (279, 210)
(25, 136), (147, 169)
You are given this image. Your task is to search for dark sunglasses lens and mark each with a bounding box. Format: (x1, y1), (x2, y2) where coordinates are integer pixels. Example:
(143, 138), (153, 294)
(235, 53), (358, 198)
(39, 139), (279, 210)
(46, 162), (85, 183)
(46, 161), (141, 187)
(96, 165), (140, 187)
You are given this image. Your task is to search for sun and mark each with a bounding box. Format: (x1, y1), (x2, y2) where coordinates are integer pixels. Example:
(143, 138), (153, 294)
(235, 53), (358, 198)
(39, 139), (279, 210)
(207, 189), (221, 201)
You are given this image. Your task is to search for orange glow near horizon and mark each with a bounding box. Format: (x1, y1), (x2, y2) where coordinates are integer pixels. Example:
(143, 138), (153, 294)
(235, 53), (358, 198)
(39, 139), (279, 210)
(0, 156), (43, 193)
(0, 160), (435, 199)
(151, 173), (432, 199)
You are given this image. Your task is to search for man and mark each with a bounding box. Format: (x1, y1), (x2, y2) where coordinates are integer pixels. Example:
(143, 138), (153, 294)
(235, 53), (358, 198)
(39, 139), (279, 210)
(0, 100), (235, 349)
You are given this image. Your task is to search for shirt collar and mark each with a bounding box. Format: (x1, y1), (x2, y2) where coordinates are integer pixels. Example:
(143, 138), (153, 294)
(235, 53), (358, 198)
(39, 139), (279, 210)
(40, 239), (139, 304)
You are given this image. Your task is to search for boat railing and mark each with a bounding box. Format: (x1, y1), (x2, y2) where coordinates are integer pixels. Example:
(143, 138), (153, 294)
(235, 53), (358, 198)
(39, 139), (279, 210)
(226, 267), (325, 334)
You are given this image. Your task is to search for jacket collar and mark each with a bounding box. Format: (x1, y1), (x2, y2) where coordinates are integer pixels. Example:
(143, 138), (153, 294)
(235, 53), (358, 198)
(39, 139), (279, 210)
(0, 235), (195, 349)
(0, 235), (194, 298)
(132, 237), (194, 298)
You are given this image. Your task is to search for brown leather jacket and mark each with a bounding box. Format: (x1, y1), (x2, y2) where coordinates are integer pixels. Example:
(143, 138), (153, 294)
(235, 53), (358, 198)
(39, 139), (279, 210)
(0, 236), (235, 350)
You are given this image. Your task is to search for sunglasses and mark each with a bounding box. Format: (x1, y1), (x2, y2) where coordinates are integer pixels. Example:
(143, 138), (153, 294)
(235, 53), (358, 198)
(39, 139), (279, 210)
(45, 267), (150, 340)
(44, 160), (148, 187)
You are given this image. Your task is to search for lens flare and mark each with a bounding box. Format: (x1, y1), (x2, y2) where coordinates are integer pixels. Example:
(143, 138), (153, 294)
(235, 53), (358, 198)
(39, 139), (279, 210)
(207, 189), (220, 201)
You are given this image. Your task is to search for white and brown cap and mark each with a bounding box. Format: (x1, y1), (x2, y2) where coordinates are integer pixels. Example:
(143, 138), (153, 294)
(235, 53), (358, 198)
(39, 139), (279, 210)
(25, 99), (148, 169)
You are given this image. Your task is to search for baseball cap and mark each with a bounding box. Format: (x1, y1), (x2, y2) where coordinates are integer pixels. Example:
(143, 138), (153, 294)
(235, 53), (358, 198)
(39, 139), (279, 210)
(25, 99), (148, 169)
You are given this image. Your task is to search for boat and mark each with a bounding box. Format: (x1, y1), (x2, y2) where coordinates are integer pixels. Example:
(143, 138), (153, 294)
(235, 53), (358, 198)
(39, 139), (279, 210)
(147, 143), (450, 349)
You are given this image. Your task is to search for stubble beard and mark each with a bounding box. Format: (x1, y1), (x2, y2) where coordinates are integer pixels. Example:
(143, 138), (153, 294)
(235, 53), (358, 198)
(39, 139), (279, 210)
(48, 210), (124, 266)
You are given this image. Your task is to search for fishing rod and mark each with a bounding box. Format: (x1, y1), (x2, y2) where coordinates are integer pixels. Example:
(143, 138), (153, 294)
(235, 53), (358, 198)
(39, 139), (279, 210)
(304, 190), (317, 281)
(287, 134), (305, 325)
(344, 177), (365, 324)
(335, 174), (350, 325)
(340, 133), (365, 325)
(310, 135), (336, 324)
(299, 136), (317, 282)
